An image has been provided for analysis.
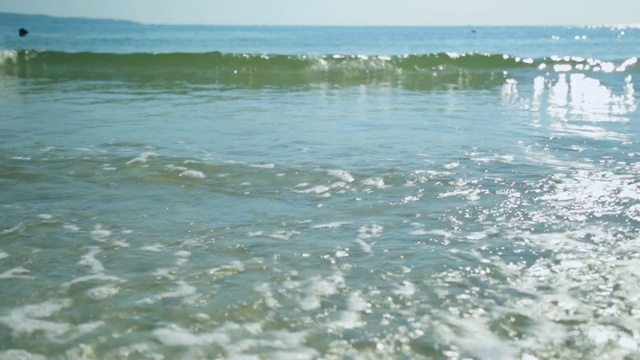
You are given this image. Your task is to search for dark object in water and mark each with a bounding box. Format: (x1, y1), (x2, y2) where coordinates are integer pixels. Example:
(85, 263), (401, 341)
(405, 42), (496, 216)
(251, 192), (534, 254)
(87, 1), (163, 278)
(471, 29), (477, 33)
(19, 28), (29, 37)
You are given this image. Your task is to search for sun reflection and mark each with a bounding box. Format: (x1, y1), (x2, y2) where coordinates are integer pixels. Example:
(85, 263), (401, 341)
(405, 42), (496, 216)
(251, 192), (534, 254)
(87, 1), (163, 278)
(531, 76), (545, 112)
(547, 73), (569, 119)
(500, 78), (518, 105)
(624, 75), (636, 110)
(510, 67), (637, 141)
(534, 72), (636, 120)
(568, 74), (622, 120)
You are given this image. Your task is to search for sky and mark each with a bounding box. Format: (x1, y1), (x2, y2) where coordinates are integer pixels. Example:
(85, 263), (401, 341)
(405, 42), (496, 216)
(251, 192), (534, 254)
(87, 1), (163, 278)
(0, 0), (638, 26)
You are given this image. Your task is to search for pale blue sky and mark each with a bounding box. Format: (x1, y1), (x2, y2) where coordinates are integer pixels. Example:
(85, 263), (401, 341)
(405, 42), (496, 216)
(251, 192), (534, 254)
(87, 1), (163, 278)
(1, 0), (638, 26)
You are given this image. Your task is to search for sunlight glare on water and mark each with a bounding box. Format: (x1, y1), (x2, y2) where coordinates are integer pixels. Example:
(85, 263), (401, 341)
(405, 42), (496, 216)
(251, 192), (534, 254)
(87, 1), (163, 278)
(1, 16), (640, 359)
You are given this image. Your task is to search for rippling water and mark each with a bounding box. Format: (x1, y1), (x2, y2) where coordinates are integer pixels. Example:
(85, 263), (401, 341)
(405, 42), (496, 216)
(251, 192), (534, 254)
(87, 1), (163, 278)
(1, 13), (640, 359)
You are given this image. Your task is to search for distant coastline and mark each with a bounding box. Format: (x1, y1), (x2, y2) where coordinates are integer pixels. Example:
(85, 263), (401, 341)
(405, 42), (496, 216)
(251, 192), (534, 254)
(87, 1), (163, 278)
(0, 12), (140, 26)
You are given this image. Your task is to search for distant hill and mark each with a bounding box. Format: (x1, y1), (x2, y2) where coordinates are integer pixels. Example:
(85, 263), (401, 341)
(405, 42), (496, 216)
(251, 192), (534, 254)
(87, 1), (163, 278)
(0, 12), (140, 27)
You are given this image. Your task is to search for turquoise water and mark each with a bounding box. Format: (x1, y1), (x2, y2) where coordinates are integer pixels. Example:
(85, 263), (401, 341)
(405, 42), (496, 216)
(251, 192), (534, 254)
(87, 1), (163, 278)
(1, 13), (640, 359)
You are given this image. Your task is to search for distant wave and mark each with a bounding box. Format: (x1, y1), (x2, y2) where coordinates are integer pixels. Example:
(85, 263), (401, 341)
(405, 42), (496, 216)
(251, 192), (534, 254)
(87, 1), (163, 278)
(0, 50), (637, 89)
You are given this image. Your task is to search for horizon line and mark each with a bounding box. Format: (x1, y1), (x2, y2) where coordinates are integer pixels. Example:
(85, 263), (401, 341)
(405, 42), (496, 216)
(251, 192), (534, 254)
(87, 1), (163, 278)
(2, 11), (639, 28)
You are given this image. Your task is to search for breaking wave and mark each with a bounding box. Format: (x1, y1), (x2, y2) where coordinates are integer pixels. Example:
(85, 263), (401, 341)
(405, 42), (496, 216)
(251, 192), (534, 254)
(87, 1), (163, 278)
(1, 49), (637, 89)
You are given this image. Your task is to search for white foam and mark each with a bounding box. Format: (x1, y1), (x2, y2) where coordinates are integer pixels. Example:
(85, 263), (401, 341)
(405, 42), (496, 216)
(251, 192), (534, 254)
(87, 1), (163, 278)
(38, 214), (53, 220)
(10, 156), (31, 161)
(91, 224), (111, 242)
(216, 324), (312, 357)
(79, 247), (104, 274)
(361, 177), (388, 188)
(330, 309), (364, 330)
(312, 222), (352, 229)
(355, 238), (372, 253)
(86, 285), (119, 300)
(141, 243), (164, 252)
(0, 350), (46, 360)
(299, 295), (321, 311)
(355, 223), (383, 254)
(0, 267), (32, 279)
(13, 300), (69, 318)
(299, 274), (343, 311)
(439, 187), (487, 201)
(335, 249), (349, 258)
(437, 316), (517, 360)
(1, 223), (24, 235)
(294, 185), (331, 194)
(103, 343), (162, 359)
(179, 170), (206, 179)
(175, 250), (191, 257)
(249, 230), (298, 240)
(268, 230), (300, 241)
(137, 281), (196, 304)
(0, 251), (8, 260)
(401, 195), (420, 203)
(209, 260), (245, 277)
(126, 152), (158, 165)
(175, 250), (191, 266)
(324, 292), (367, 330)
(328, 170), (355, 183)
(63, 224), (80, 232)
(63, 344), (97, 359)
(195, 313), (211, 321)
(619, 335), (638, 350)
(250, 163), (275, 169)
(330, 181), (347, 189)
(165, 164), (188, 172)
(347, 291), (371, 313)
(358, 223), (383, 238)
(587, 325), (612, 345)
(228, 355), (260, 360)
(394, 281), (416, 297)
(154, 324), (231, 346)
(0, 300), (71, 339)
(62, 274), (122, 287)
(152, 268), (175, 280)
(112, 240), (130, 248)
(235, 334), (315, 359)
(254, 283), (280, 309)
(410, 229), (452, 237)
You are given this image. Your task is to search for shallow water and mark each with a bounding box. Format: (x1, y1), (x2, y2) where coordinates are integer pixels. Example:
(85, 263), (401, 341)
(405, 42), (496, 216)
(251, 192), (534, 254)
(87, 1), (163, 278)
(1, 14), (640, 359)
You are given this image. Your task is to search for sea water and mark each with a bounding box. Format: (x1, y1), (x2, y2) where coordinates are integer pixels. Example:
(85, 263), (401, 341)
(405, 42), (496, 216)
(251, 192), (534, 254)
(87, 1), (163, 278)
(1, 13), (640, 359)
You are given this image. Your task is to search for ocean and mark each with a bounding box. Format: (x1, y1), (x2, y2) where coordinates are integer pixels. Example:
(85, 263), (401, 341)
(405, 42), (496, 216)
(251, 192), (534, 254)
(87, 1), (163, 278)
(1, 12), (639, 359)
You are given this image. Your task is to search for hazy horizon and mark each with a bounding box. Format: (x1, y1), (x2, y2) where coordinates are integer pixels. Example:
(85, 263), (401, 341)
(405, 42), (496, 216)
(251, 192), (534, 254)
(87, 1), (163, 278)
(5, 12), (638, 28)
(1, 0), (639, 27)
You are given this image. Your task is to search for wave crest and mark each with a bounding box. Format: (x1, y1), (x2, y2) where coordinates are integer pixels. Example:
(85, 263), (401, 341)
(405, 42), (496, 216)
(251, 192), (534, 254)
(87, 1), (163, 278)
(1, 50), (637, 89)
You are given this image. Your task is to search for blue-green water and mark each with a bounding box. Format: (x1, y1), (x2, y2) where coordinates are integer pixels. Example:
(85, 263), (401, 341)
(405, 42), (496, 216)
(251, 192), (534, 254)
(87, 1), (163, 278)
(1, 13), (640, 359)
